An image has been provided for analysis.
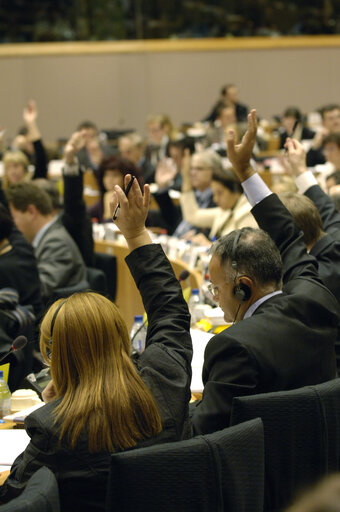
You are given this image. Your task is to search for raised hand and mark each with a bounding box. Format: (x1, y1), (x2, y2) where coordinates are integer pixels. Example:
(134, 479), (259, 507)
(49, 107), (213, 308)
(226, 109), (257, 181)
(64, 131), (86, 164)
(284, 138), (307, 177)
(23, 100), (38, 125)
(155, 158), (177, 189)
(110, 174), (152, 251)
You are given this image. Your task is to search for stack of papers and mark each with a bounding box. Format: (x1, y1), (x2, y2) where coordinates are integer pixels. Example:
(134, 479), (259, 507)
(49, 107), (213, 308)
(3, 402), (44, 424)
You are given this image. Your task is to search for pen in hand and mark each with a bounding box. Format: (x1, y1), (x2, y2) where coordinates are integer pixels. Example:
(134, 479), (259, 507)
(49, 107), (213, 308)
(112, 175), (136, 220)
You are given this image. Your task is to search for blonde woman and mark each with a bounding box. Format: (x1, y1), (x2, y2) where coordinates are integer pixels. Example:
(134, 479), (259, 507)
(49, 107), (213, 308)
(0, 176), (192, 511)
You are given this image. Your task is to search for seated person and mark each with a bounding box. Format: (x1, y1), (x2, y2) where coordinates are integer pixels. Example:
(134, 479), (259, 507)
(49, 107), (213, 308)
(278, 107), (315, 149)
(144, 113), (174, 168)
(0, 201), (43, 321)
(180, 162), (257, 246)
(171, 149), (217, 239)
(0, 176), (192, 512)
(306, 104), (340, 167)
(281, 137), (340, 374)
(204, 83), (249, 124)
(75, 120), (115, 175)
(87, 155), (143, 223)
(1, 150), (30, 189)
(191, 110), (339, 435)
(205, 105), (238, 150)
(118, 132), (156, 184)
(6, 183), (88, 302)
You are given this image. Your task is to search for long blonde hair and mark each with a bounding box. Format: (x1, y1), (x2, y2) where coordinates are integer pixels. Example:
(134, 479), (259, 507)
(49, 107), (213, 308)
(40, 293), (162, 453)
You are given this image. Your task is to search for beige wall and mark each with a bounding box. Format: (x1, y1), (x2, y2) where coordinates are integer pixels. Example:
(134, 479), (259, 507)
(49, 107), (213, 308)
(0, 39), (339, 143)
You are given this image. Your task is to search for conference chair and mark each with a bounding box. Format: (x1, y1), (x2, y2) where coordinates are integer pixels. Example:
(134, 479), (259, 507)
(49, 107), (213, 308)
(230, 379), (340, 512)
(106, 417), (264, 512)
(0, 466), (60, 512)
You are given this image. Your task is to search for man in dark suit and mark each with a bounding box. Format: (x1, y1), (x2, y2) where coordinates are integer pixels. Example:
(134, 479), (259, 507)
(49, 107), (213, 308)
(6, 183), (88, 302)
(191, 110), (339, 436)
(282, 137), (340, 374)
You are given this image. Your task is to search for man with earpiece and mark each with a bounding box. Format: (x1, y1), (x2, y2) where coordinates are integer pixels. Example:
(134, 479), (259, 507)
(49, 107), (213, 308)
(191, 110), (340, 436)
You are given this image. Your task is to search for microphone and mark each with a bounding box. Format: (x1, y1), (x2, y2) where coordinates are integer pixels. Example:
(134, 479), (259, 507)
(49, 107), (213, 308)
(178, 270), (190, 282)
(0, 335), (28, 363)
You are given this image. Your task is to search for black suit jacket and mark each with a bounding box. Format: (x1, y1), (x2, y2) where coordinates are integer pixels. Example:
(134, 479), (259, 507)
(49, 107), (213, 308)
(191, 194), (339, 435)
(305, 184), (340, 373)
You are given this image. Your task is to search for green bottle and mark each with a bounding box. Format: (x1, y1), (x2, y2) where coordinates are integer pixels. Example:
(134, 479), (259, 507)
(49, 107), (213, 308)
(0, 370), (11, 418)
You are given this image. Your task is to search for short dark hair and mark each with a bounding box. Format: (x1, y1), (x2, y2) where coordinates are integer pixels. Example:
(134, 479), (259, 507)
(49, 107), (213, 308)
(211, 227), (283, 288)
(6, 183), (53, 215)
(323, 133), (340, 148)
(0, 204), (14, 241)
(212, 168), (243, 194)
(221, 83), (235, 96)
(97, 155), (143, 195)
(77, 120), (98, 132)
(34, 179), (62, 210)
(283, 107), (302, 122)
(279, 192), (324, 247)
(319, 104), (340, 119)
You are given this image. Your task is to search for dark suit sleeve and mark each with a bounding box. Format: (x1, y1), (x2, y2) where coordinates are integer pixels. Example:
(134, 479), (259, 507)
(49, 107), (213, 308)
(251, 194), (322, 285)
(32, 139), (48, 179)
(305, 184), (340, 234)
(191, 334), (258, 435)
(126, 244), (192, 369)
(61, 171), (95, 267)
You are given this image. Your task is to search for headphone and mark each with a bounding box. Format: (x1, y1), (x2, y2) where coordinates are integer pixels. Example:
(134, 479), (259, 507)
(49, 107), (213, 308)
(231, 230), (252, 303)
(49, 299), (67, 346)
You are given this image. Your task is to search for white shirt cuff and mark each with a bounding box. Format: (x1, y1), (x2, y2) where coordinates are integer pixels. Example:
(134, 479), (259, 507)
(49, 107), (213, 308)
(63, 157), (80, 176)
(295, 171), (318, 195)
(241, 173), (272, 207)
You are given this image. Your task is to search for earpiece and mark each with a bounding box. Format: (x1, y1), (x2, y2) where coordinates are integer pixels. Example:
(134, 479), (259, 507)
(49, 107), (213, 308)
(49, 299), (67, 345)
(233, 283), (251, 302)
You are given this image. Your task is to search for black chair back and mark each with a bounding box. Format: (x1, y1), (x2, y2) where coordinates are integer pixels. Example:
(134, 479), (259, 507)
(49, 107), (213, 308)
(230, 380), (340, 512)
(106, 417), (264, 512)
(0, 466), (60, 512)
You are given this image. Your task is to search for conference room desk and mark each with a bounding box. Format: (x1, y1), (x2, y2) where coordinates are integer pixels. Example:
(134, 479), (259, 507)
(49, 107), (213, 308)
(94, 239), (202, 330)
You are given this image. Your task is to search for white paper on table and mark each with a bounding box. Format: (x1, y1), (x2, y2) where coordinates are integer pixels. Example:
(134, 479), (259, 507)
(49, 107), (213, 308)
(190, 329), (213, 393)
(0, 430), (30, 465)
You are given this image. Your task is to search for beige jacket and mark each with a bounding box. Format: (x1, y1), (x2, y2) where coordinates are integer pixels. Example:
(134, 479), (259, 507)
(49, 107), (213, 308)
(179, 191), (257, 239)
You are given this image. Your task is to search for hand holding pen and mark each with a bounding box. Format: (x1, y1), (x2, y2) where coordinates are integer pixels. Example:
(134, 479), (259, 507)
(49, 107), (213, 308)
(110, 174), (152, 251)
(112, 175), (136, 220)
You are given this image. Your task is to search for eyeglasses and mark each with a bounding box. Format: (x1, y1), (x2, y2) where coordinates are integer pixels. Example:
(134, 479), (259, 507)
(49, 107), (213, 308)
(207, 283), (220, 298)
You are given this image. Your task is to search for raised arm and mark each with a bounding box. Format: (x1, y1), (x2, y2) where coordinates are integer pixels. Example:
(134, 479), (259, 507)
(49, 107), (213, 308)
(226, 110), (320, 284)
(62, 131), (94, 266)
(110, 176), (192, 365)
(23, 100), (47, 179)
(286, 137), (340, 234)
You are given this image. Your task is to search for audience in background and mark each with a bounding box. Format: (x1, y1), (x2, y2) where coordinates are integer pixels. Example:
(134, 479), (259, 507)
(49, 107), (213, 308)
(76, 120), (114, 175)
(307, 104), (340, 167)
(144, 113), (174, 168)
(279, 107), (315, 149)
(118, 132), (155, 184)
(204, 83), (249, 123)
(179, 156), (257, 246)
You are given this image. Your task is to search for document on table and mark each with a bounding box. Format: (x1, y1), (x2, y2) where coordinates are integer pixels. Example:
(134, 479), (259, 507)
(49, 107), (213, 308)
(191, 329), (213, 393)
(0, 429), (30, 466)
